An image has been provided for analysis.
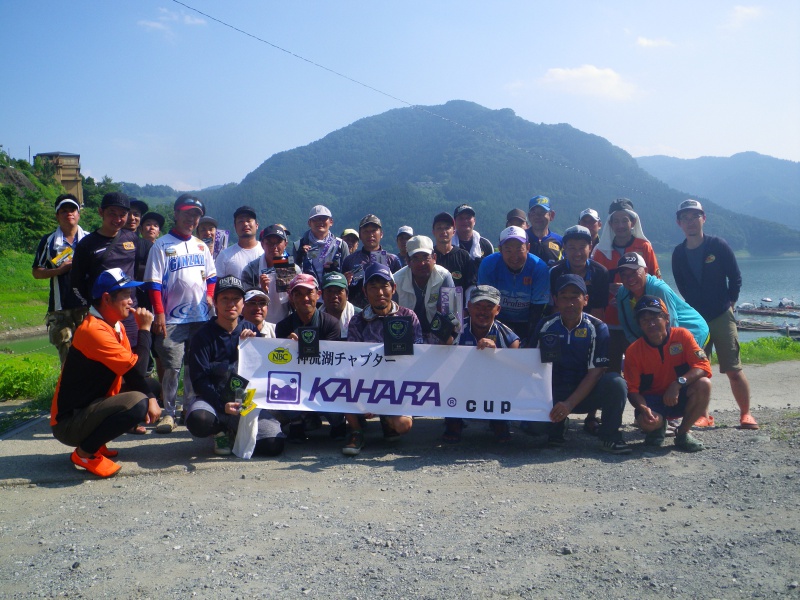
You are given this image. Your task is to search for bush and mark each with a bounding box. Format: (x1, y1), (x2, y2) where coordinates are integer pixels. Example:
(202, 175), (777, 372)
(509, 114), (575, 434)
(0, 356), (59, 400)
(740, 336), (800, 364)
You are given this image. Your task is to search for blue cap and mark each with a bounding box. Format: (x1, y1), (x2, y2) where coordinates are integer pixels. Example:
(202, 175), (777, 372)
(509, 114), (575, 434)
(363, 262), (394, 285)
(554, 273), (587, 295)
(92, 268), (143, 299)
(528, 195), (552, 212)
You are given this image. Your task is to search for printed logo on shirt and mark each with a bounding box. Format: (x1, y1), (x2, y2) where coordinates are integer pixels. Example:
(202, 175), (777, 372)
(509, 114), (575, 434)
(523, 277), (532, 285)
(705, 254), (716, 263)
(451, 271), (462, 280)
(430, 293), (439, 302)
(574, 328), (588, 338)
(122, 242), (135, 250)
(198, 244), (206, 252)
(165, 246), (177, 256)
(669, 343), (683, 355)
(695, 349), (707, 359)
(168, 254), (205, 272)
(549, 242), (560, 251)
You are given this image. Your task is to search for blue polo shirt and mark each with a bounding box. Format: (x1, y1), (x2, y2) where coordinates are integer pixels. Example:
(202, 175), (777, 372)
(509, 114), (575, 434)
(458, 317), (519, 348)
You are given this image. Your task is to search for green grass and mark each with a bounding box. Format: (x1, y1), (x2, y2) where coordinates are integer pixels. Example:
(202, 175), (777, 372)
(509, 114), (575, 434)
(738, 336), (800, 364)
(0, 251), (50, 330)
(0, 352), (59, 400)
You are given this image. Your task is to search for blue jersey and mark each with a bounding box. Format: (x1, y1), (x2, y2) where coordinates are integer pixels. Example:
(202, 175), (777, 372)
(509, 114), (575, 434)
(530, 312), (609, 390)
(458, 317), (519, 348)
(477, 252), (550, 325)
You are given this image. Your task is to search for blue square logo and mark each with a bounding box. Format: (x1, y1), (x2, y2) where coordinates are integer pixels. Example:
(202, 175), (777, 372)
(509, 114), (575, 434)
(267, 371), (301, 404)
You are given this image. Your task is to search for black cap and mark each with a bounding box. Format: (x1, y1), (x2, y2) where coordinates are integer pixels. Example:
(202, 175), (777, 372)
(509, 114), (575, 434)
(101, 192), (130, 210)
(506, 208), (527, 223)
(174, 194), (205, 215)
(233, 205), (258, 220)
(214, 275), (246, 299)
(608, 198), (634, 215)
(259, 225), (288, 242)
(359, 214), (382, 229)
(453, 204), (476, 218)
(198, 216), (218, 228)
(433, 211), (455, 227)
(555, 274), (588, 295)
(129, 199), (149, 215)
(141, 211), (165, 229)
(634, 295), (669, 317)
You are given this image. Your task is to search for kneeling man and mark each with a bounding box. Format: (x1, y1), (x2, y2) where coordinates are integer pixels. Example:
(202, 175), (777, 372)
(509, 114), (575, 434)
(624, 296), (711, 452)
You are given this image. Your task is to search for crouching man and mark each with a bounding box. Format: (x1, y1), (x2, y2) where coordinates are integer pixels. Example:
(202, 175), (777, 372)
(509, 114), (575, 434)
(50, 268), (160, 478)
(185, 276), (285, 457)
(528, 274), (631, 454)
(624, 296), (711, 452)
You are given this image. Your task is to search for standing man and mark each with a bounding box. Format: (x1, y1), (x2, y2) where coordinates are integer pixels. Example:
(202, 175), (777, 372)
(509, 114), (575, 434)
(526, 195), (563, 266)
(672, 199), (759, 430)
(197, 215), (222, 259)
(215, 206), (263, 278)
(396, 226), (414, 266)
(319, 271), (361, 339)
(624, 296), (712, 452)
(294, 205), (349, 285)
(139, 212), (164, 244)
(341, 228), (360, 255)
(50, 268), (160, 478)
(548, 225), (608, 320)
(452, 204), (494, 266)
(578, 208), (602, 249)
(144, 193), (216, 434)
(32, 194), (89, 364)
(477, 226), (550, 339)
(432, 211), (476, 292)
(241, 224), (300, 325)
(393, 236), (455, 344)
(124, 199), (148, 233)
(506, 208), (528, 230)
(342, 214), (402, 308)
(343, 263), (423, 455)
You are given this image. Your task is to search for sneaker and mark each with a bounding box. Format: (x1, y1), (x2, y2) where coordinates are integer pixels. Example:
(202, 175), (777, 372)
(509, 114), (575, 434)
(675, 431), (705, 452)
(583, 415), (601, 436)
(693, 414), (715, 428)
(70, 450), (121, 478)
(740, 413), (759, 430)
(600, 439), (632, 455)
(491, 421), (511, 443)
(342, 430), (365, 456)
(287, 422), (308, 444)
(380, 416), (401, 442)
(155, 415), (175, 434)
(97, 444), (118, 458)
(644, 418), (667, 447)
(329, 421), (347, 440)
(213, 431), (232, 456)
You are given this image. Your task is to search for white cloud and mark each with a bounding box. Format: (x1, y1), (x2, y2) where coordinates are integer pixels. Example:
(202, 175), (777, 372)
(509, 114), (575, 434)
(137, 8), (205, 37)
(723, 5), (763, 30)
(137, 20), (170, 33)
(538, 65), (638, 100)
(636, 36), (673, 48)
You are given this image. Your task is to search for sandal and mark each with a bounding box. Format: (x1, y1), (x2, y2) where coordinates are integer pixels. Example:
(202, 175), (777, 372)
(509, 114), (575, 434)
(739, 413), (759, 430)
(128, 425), (147, 435)
(693, 415), (715, 428)
(583, 416), (601, 435)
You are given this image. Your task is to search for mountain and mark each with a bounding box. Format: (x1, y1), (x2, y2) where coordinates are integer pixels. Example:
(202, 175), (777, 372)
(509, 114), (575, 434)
(636, 152), (800, 231)
(197, 101), (800, 255)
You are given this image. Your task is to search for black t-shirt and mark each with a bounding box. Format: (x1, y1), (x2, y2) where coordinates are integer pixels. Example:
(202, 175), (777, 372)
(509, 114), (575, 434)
(457, 236), (494, 267)
(549, 259), (610, 311)
(434, 246), (476, 290)
(71, 229), (142, 306)
(275, 309), (342, 341)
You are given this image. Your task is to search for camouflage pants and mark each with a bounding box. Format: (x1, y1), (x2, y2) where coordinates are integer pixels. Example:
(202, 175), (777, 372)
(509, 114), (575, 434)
(46, 308), (89, 365)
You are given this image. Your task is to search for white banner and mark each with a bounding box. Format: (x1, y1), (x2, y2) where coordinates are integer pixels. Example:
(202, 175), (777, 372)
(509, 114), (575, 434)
(238, 338), (552, 422)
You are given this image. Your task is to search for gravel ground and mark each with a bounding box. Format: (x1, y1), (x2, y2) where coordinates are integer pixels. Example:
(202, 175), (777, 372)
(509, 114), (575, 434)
(1, 362), (799, 599)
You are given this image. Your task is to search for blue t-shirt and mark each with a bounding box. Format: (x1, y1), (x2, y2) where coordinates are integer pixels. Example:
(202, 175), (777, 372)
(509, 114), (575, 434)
(477, 252), (550, 325)
(458, 317), (519, 348)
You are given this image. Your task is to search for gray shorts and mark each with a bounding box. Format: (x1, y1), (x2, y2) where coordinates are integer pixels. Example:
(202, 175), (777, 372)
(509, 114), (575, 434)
(186, 399), (284, 440)
(154, 322), (205, 369)
(705, 307), (742, 373)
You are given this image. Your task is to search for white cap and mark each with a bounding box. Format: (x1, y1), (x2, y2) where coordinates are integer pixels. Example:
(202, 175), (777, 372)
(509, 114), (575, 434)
(55, 198), (81, 212)
(308, 205), (332, 219)
(499, 226), (528, 245)
(579, 208), (600, 222)
(397, 225), (414, 237)
(406, 235), (434, 256)
(244, 289), (270, 304)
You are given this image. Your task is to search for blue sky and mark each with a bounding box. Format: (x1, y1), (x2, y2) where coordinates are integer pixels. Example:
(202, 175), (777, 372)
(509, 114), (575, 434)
(3, 1), (798, 190)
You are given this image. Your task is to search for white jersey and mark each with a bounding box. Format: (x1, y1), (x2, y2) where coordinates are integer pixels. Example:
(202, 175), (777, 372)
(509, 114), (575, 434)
(145, 232), (216, 324)
(215, 244), (264, 279)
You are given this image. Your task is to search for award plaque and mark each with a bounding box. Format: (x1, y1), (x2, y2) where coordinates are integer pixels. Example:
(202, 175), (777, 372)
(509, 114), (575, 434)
(297, 327), (320, 358)
(383, 316), (414, 356)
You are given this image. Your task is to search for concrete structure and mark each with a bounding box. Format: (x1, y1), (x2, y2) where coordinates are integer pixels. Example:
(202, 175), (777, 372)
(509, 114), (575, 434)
(34, 151), (83, 204)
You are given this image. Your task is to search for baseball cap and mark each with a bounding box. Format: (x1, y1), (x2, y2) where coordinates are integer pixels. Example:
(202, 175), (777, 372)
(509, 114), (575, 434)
(359, 214), (382, 229)
(214, 275), (246, 299)
(363, 262), (394, 284)
(91, 268), (143, 299)
(141, 211), (165, 229)
(506, 208), (527, 223)
(676, 199), (705, 217)
(617, 252), (646, 270)
(260, 224), (288, 242)
(499, 226), (528, 245)
(555, 273), (588, 295)
(432, 212), (455, 227)
(561, 225), (593, 245)
(579, 208), (600, 222)
(129, 199), (149, 215)
(274, 223), (292, 237)
(406, 235), (434, 256)
(244, 289), (270, 304)
(198, 215), (218, 228)
(308, 205), (332, 219)
(634, 295), (669, 318)
(174, 194), (205, 215)
(396, 225), (414, 238)
(528, 195), (552, 212)
(453, 204), (476, 218)
(469, 284), (501, 306)
(322, 271), (348, 290)
(287, 273), (319, 293)
(55, 194), (81, 212)
(233, 205), (258, 220)
(608, 198), (634, 215)
(101, 192), (130, 210)
(341, 228), (359, 240)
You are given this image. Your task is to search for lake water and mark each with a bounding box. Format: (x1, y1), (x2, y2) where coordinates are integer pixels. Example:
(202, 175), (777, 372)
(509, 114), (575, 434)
(658, 254), (800, 342)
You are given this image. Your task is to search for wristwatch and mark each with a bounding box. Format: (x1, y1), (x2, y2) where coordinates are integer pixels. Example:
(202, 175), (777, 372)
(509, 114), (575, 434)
(677, 376), (688, 387)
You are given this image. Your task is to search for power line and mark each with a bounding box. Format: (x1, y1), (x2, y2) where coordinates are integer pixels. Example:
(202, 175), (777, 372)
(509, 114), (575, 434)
(170, 0), (653, 197)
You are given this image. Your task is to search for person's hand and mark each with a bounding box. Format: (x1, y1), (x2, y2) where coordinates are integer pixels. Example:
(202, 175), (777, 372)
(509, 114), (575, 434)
(301, 244), (311, 255)
(134, 307), (154, 331)
(145, 397), (162, 424)
(259, 273), (271, 292)
(549, 401), (572, 423)
(637, 406), (659, 427)
(663, 382), (681, 407)
(240, 329), (256, 339)
(476, 338), (497, 350)
(153, 312), (166, 336)
(344, 271), (353, 284)
(288, 332), (299, 341)
(225, 402), (241, 415)
(56, 259), (73, 275)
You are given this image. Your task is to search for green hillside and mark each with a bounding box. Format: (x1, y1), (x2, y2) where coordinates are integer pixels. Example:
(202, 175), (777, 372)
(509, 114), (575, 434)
(197, 101), (800, 255)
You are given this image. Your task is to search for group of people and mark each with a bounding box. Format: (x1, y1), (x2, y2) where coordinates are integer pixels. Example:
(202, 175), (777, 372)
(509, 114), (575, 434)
(35, 190), (758, 477)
